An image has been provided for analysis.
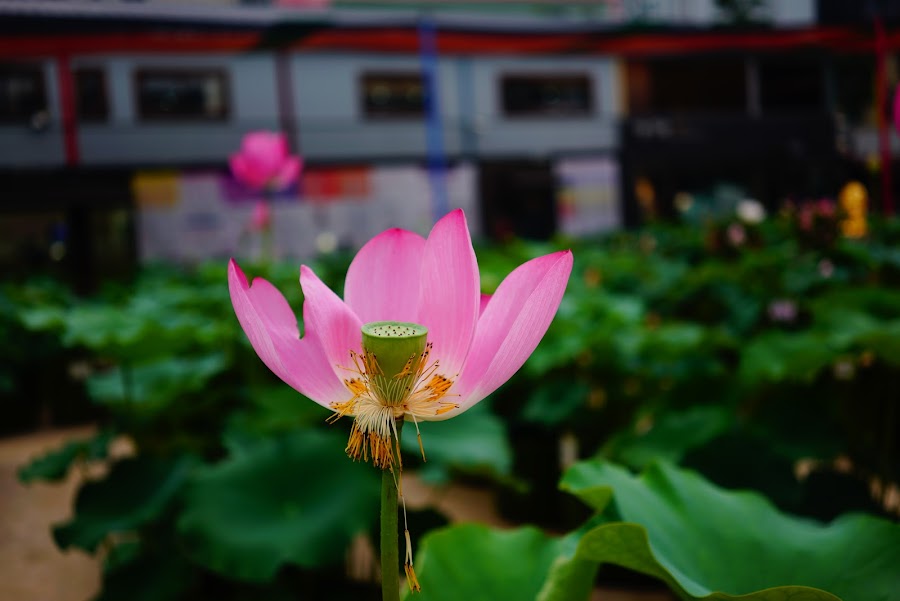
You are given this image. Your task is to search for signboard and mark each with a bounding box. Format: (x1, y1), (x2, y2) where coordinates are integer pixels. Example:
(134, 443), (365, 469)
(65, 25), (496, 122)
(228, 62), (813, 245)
(134, 162), (478, 263)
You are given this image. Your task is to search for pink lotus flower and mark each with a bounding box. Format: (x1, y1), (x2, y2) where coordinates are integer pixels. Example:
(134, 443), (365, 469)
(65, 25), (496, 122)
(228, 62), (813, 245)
(230, 209), (570, 589)
(228, 210), (572, 462)
(230, 131), (302, 193)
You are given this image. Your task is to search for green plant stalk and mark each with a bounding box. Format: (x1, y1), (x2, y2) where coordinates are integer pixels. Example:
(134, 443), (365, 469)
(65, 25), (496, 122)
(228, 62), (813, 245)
(381, 418), (403, 601)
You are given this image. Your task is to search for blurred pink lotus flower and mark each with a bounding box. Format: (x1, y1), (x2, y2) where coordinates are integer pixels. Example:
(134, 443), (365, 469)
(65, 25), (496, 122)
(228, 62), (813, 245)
(816, 198), (836, 217)
(229, 209), (572, 456)
(230, 131), (302, 193)
(768, 299), (798, 323)
(798, 206), (814, 231)
(726, 223), (746, 247)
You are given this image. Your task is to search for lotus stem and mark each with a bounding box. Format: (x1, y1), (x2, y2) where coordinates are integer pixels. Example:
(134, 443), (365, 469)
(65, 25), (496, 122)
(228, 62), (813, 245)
(381, 418), (403, 601)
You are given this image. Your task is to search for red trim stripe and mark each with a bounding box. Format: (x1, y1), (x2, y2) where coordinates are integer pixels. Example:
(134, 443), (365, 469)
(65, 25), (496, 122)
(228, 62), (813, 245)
(293, 26), (864, 55)
(56, 53), (79, 166)
(0, 32), (260, 56)
(295, 28), (590, 53)
(1, 26), (900, 57)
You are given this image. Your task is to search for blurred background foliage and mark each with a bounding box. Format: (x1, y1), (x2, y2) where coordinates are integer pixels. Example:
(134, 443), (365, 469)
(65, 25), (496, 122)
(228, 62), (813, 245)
(6, 206), (900, 600)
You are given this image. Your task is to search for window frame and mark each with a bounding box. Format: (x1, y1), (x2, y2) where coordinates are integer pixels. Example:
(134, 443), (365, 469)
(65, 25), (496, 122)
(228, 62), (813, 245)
(499, 72), (595, 119)
(134, 67), (230, 123)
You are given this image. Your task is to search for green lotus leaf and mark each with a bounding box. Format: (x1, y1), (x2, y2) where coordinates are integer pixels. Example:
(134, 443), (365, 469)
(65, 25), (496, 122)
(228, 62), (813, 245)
(54, 456), (195, 552)
(535, 552), (598, 601)
(61, 304), (149, 354)
(400, 403), (511, 483)
(95, 543), (194, 601)
(177, 428), (379, 582)
(561, 460), (900, 601)
(854, 319), (900, 365)
(17, 305), (67, 332)
(18, 430), (113, 483)
(406, 523), (569, 601)
(739, 331), (835, 383)
(223, 385), (328, 451)
(86, 353), (227, 414)
(603, 406), (733, 470)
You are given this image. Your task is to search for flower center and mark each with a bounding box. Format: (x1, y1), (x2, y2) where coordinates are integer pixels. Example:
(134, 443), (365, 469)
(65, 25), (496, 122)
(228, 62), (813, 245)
(328, 321), (459, 470)
(361, 321), (429, 406)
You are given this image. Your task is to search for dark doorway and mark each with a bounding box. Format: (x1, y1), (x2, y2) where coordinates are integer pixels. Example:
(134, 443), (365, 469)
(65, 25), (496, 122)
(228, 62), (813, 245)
(479, 159), (557, 241)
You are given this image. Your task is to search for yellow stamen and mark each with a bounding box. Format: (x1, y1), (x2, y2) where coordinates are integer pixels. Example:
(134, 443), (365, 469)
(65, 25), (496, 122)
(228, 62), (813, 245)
(394, 355), (417, 379)
(346, 378), (368, 397)
(329, 341), (459, 468)
(326, 397), (357, 424)
(344, 419), (399, 470)
(404, 528), (421, 592)
(434, 403), (458, 416)
(405, 414), (428, 462)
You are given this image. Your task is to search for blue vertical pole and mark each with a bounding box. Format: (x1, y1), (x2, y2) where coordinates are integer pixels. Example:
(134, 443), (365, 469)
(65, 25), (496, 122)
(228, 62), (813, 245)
(418, 16), (449, 222)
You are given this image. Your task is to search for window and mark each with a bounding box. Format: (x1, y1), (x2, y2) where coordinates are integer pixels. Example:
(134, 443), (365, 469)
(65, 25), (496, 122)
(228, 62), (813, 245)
(501, 74), (593, 117)
(0, 64), (46, 124)
(361, 72), (425, 119)
(75, 67), (109, 123)
(135, 69), (228, 121)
